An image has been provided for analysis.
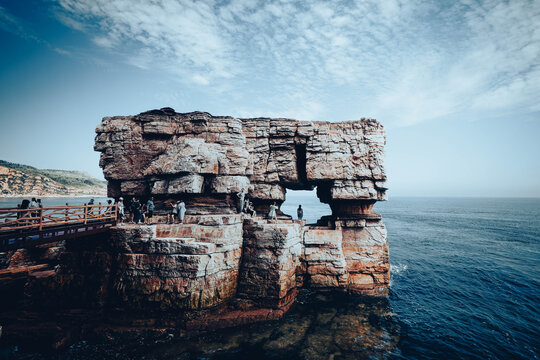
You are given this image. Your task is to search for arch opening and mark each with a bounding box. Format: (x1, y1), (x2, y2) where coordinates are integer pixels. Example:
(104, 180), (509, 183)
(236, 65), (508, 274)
(280, 189), (331, 225)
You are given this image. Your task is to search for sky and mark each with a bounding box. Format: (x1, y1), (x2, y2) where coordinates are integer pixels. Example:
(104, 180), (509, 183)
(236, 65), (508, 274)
(0, 0), (539, 197)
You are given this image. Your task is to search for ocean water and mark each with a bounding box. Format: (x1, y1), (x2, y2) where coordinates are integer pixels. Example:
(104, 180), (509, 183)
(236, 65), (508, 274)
(1, 195), (539, 359)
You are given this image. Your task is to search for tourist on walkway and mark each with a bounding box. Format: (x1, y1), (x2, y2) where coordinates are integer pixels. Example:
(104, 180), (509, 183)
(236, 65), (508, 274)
(87, 198), (96, 217)
(297, 205), (303, 220)
(106, 199), (113, 217)
(177, 201), (186, 224)
(146, 197), (154, 224)
(131, 197), (142, 224)
(237, 190), (246, 213)
(64, 203), (69, 222)
(19, 199), (30, 225)
(140, 203), (146, 224)
(168, 202), (177, 224)
(268, 202), (278, 222)
(30, 198), (38, 218)
(117, 197), (125, 223)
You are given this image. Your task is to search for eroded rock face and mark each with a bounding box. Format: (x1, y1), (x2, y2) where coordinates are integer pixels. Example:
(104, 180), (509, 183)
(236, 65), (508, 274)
(106, 217), (389, 316)
(110, 215), (243, 311)
(90, 107), (390, 326)
(94, 108), (386, 213)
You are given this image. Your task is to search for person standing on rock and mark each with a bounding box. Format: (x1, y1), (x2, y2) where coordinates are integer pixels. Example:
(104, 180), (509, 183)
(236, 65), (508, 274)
(297, 205), (303, 220)
(177, 201), (186, 224)
(131, 197), (142, 224)
(117, 197), (125, 223)
(146, 197), (154, 224)
(244, 198), (250, 214)
(168, 202), (177, 224)
(247, 200), (256, 217)
(237, 190), (246, 213)
(268, 202), (278, 222)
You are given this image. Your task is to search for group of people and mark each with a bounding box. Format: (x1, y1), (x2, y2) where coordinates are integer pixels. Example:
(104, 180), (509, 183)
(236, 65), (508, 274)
(15, 198), (43, 220)
(114, 197), (186, 225)
(13, 195), (304, 226)
(116, 197), (155, 224)
(168, 200), (186, 224)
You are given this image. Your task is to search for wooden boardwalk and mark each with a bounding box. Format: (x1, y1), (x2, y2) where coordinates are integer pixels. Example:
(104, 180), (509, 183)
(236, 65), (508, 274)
(0, 204), (117, 250)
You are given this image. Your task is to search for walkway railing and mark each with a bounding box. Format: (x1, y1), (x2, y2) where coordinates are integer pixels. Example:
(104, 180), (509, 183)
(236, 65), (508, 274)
(0, 204), (117, 249)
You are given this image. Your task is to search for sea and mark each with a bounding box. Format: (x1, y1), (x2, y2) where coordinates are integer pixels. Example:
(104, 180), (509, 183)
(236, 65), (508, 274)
(0, 195), (538, 360)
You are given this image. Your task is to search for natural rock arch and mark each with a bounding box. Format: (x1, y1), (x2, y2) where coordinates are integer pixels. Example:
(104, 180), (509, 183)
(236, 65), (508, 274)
(95, 108), (387, 220)
(92, 108), (390, 319)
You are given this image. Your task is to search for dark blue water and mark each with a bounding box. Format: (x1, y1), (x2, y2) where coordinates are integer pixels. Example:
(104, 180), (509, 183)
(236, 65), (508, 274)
(1, 196), (539, 359)
(377, 197), (539, 359)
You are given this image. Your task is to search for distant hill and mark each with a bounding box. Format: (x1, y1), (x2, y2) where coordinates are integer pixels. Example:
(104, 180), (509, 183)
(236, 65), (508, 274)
(0, 160), (106, 197)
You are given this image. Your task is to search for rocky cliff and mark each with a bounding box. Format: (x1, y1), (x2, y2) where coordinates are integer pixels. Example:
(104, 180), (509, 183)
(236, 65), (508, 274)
(93, 108), (389, 320)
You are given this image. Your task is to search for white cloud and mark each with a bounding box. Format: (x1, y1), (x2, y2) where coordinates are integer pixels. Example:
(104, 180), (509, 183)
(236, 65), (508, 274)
(53, 0), (540, 124)
(92, 36), (114, 48)
(191, 74), (210, 86)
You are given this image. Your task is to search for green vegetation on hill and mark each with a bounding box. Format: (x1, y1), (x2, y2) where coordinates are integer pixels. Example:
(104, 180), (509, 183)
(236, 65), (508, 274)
(0, 160), (106, 189)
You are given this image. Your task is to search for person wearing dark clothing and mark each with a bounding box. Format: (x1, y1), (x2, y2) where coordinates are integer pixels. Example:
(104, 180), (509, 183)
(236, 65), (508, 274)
(131, 198), (142, 224)
(297, 205), (303, 220)
(30, 198), (38, 217)
(21, 199), (30, 210)
(19, 199), (30, 224)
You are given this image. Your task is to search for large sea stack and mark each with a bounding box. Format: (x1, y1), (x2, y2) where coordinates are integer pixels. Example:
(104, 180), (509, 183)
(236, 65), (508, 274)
(92, 107), (389, 324)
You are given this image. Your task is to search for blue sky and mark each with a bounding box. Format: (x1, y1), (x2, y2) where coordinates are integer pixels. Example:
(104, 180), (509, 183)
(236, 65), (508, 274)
(0, 0), (539, 197)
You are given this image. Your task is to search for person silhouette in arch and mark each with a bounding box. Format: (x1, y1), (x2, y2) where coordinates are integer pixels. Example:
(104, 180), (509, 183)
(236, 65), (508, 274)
(268, 202), (278, 223)
(297, 205), (303, 220)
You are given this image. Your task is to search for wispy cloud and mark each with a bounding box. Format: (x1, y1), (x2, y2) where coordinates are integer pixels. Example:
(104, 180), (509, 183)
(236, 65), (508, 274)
(52, 0), (540, 125)
(0, 5), (41, 42)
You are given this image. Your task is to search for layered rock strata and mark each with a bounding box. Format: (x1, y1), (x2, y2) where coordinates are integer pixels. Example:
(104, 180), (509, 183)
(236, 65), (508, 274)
(92, 108), (389, 322)
(94, 108), (386, 215)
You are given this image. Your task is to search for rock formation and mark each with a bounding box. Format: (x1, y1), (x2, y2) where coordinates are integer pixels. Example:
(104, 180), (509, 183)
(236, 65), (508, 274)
(0, 108), (389, 347)
(94, 107), (387, 214)
(93, 108), (389, 320)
